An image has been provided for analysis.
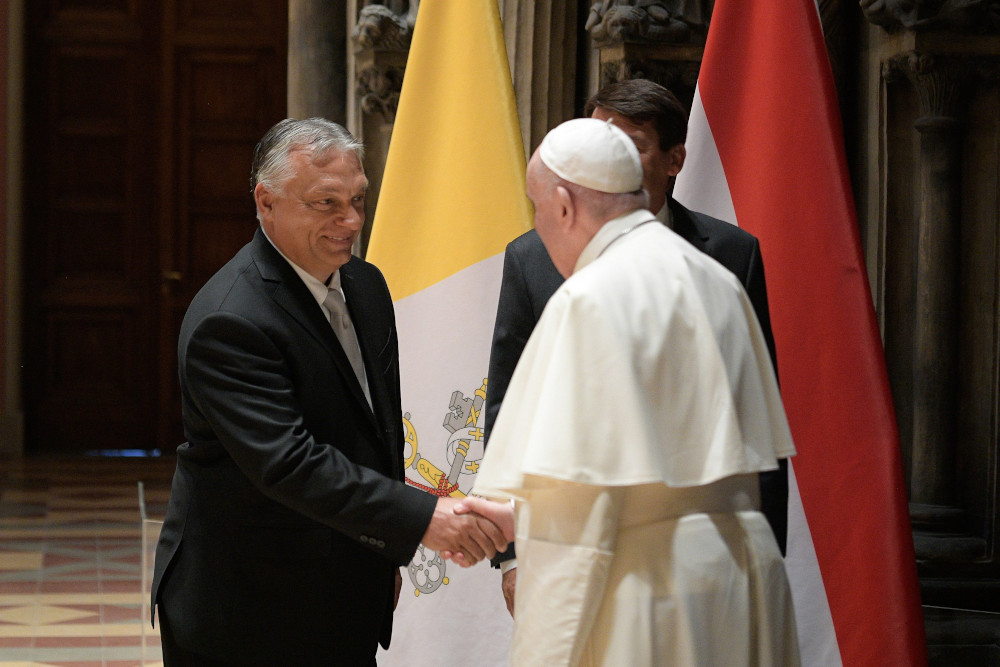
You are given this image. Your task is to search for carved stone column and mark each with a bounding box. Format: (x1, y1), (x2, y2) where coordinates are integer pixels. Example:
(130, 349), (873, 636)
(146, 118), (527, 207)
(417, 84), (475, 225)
(585, 0), (711, 112)
(885, 52), (979, 560)
(350, 1), (415, 254)
(288, 0), (349, 120)
(911, 54), (964, 509)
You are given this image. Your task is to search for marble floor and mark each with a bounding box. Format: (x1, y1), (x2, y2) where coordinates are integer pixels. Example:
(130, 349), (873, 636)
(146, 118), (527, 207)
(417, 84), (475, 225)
(0, 455), (175, 667)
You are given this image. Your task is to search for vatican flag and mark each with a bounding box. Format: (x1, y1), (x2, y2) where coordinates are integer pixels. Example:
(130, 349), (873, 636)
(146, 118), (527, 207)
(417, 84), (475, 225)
(366, 1), (532, 664)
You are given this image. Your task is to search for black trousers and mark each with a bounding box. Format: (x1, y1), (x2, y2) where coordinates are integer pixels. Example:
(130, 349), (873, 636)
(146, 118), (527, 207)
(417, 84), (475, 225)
(157, 604), (377, 666)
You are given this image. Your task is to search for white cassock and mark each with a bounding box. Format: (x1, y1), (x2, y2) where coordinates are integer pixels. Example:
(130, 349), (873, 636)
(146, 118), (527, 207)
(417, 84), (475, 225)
(475, 209), (800, 666)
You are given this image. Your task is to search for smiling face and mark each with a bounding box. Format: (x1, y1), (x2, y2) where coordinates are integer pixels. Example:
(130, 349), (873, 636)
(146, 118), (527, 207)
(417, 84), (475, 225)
(255, 147), (368, 281)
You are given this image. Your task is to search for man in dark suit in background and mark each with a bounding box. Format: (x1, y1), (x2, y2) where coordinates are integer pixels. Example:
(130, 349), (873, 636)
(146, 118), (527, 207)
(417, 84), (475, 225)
(484, 79), (788, 615)
(152, 118), (508, 666)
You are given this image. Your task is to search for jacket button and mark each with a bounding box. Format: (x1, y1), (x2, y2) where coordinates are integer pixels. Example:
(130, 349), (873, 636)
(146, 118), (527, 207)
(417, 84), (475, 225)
(377, 540), (386, 548)
(360, 535), (369, 543)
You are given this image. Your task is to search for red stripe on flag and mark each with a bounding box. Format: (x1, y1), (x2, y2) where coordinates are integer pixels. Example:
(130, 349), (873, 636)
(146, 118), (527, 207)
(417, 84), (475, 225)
(697, 1), (926, 664)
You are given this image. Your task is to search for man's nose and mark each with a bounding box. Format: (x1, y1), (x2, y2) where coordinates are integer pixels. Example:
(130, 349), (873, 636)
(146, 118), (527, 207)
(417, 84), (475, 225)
(339, 209), (364, 230)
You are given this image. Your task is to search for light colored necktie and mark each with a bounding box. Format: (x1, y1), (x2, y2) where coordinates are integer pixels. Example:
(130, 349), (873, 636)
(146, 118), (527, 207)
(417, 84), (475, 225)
(323, 288), (372, 408)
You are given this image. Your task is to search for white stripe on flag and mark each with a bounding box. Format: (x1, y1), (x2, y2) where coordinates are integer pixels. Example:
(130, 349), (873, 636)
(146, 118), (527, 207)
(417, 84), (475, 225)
(377, 253), (513, 667)
(672, 87), (739, 227)
(786, 461), (842, 666)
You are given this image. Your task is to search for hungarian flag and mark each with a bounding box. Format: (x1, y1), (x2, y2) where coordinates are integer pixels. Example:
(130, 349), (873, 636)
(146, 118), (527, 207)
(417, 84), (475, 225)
(365, 1), (531, 664)
(673, 1), (927, 664)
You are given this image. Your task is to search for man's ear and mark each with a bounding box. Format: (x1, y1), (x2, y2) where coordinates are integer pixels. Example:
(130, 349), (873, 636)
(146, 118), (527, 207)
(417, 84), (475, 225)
(554, 184), (575, 229)
(254, 183), (274, 220)
(667, 144), (686, 177)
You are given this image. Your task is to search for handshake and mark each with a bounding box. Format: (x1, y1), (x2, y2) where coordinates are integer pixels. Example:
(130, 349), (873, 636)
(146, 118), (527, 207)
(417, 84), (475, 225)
(419, 496), (514, 567)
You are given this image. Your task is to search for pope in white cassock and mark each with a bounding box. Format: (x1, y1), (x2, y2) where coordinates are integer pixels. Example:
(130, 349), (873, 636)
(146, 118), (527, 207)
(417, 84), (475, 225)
(460, 118), (801, 666)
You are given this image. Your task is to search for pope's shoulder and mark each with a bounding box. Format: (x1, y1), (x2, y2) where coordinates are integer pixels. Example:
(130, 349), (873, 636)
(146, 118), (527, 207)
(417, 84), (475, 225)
(576, 222), (743, 299)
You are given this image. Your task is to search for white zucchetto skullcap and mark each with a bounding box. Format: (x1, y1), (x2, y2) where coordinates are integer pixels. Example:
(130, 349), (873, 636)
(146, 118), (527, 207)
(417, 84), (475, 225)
(538, 118), (643, 194)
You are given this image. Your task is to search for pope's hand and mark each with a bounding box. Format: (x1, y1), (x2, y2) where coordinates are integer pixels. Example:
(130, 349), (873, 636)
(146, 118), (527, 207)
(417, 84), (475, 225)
(453, 496), (514, 541)
(502, 567), (516, 617)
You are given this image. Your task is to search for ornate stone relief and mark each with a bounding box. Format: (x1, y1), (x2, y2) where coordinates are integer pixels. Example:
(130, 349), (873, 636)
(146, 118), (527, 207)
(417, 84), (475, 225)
(585, 0), (713, 45)
(353, 1), (419, 50)
(352, 3), (416, 124)
(356, 64), (405, 122)
(862, 0), (1000, 32)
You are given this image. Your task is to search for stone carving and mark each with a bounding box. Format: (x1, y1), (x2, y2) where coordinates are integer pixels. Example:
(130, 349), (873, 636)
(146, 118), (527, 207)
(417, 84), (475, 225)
(357, 65), (405, 122)
(353, 1), (419, 51)
(585, 0), (713, 45)
(883, 52), (972, 119)
(862, 0), (1000, 32)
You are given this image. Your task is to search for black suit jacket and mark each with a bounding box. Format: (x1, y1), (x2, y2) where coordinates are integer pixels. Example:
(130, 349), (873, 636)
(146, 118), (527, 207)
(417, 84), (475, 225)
(485, 199), (788, 556)
(152, 229), (437, 665)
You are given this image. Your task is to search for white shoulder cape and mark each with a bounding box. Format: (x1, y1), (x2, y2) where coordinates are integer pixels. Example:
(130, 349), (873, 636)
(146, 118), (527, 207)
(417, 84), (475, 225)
(475, 212), (794, 496)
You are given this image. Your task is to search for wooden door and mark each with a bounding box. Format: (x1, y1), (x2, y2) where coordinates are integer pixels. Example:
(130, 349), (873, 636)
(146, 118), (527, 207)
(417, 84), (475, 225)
(24, 0), (287, 454)
(155, 1), (289, 451)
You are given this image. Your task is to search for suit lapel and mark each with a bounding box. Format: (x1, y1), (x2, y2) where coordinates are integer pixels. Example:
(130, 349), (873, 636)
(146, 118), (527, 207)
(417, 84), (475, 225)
(668, 198), (711, 253)
(250, 231), (380, 430)
(340, 261), (396, 440)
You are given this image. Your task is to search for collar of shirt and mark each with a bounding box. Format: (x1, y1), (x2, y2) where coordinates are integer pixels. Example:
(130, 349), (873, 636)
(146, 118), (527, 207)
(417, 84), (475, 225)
(573, 208), (657, 275)
(655, 200), (672, 228)
(259, 226), (344, 314)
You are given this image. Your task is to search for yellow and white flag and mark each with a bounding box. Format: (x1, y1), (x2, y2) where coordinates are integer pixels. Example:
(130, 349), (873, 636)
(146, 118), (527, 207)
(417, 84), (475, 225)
(365, 1), (532, 664)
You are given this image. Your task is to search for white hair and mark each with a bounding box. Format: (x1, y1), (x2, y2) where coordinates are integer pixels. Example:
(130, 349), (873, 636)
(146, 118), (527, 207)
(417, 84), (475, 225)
(251, 118), (365, 205)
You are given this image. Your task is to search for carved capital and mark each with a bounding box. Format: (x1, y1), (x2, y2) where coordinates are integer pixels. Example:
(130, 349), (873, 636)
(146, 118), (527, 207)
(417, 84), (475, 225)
(357, 64), (405, 122)
(352, 1), (419, 51)
(862, 0), (1000, 33)
(884, 52), (973, 121)
(586, 0), (712, 46)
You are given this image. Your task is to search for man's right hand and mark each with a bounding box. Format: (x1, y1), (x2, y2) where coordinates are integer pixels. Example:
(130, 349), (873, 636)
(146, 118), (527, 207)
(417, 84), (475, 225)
(420, 497), (509, 565)
(502, 567), (516, 617)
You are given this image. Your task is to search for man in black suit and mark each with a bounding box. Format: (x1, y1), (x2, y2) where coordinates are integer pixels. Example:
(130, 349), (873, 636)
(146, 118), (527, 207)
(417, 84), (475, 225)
(485, 79), (788, 615)
(152, 118), (509, 666)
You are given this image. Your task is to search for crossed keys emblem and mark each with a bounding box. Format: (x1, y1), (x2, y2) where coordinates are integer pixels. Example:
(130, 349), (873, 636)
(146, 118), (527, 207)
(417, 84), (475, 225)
(403, 379), (488, 596)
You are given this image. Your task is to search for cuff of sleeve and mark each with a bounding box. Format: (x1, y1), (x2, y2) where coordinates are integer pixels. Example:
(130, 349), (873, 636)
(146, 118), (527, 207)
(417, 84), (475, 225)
(500, 558), (518, 574)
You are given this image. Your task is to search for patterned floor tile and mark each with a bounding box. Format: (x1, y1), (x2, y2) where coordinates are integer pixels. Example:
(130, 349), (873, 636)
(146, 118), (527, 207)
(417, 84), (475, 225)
(0, 583), (38, 595)
(36, 582), (100, 595)
(0, 554), (43, 572)
(0, 606), (36, 625)
(32, 636), (101, 649)
(0, 455), (172, 665)
(31, 606), (98, 626)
